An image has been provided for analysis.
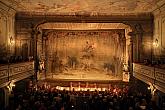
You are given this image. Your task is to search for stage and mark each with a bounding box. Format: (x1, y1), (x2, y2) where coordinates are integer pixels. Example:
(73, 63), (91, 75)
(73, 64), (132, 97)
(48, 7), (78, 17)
(41, 68), (122, 81)
(37, 69), (128, 90)
(37, 78), (128, 92)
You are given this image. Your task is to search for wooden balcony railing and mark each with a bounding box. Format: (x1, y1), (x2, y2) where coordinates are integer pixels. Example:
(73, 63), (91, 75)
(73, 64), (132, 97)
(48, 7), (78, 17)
(0, 61), (34, 88)
(133, 63), (165, 93)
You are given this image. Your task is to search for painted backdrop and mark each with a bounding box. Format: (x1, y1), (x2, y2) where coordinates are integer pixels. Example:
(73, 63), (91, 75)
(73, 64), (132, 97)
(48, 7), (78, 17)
(46, 30), (125, 80)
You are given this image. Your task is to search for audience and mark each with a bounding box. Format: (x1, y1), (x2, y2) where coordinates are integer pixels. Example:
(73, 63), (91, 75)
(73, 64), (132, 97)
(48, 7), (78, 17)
(8, 83), (161, 110)
(0, 56), (33, 64)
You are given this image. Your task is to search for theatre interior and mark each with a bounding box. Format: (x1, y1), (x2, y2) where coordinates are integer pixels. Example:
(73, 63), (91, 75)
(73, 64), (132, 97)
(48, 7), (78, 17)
(0, 0), (165, 110)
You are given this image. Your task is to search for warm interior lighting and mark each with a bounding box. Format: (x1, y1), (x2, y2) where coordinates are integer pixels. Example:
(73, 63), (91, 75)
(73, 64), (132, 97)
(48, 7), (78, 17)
(55, 85), (111, 92)
(7, 80), (15, 92)
(9, 36), (14, 45)
(123, 63), (129, 72)
(153, 39), (159, 48)
(148, 83), (156, 95)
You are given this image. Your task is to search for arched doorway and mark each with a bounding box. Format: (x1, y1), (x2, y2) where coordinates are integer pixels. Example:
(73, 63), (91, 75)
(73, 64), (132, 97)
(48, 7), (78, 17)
(21, 43), (28, 61)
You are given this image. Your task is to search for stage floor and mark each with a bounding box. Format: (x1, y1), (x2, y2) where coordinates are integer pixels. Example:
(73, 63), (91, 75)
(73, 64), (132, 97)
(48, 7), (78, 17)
(41, 69), (122, 81)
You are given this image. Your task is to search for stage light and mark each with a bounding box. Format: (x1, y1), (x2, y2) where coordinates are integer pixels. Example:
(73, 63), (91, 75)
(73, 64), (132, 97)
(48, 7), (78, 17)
(113, 89), (116, 93)
(148, 83), (157, 95)
(102, 88), (106, 91)
(98, 88), (101, 91)
(60, 87), (64, 90)
(66, 87), (69, 91)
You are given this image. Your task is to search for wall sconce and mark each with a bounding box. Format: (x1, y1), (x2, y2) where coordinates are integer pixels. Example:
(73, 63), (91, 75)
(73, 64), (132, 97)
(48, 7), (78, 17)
(148, 83), (156, 95)
(153, 39), (159, 48)
(7, 80), (15, 92)
(9, 36), (14, 45)
(123, 63), (129, 72)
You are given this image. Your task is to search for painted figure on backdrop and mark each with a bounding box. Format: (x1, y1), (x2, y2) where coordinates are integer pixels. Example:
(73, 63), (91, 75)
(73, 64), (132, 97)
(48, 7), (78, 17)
(59, 60), (64, 73)
(113, 57), (119, 77)
(103, 63), (115, 76)
(112, 33), (124, 77)
(59, 60), (69, 73)
(82, 41), (95, 59)
(113, 33), (122, 58)
(81, 41), (95, 71)
(67, 56), (78, 69)
(52, 52), (60, 73)
(51, 57), (55, 73)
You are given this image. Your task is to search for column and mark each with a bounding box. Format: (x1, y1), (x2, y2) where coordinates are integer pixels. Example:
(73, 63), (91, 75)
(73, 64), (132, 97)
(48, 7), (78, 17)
(31, 28), (40, 81)
(43, 36), (48, 78)
(127, 32), (136, 83)
(127, 32), (135, 63)
(3, 87), (10, 108)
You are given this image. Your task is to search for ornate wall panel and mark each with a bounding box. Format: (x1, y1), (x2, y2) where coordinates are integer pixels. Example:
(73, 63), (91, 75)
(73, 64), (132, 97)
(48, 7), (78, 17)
(133, 64), (155, 84)
(133, 63), (165, 93)
(161, 16), (165, 50)
(15, 31), (32, 58)
(0, 2), (16, 61)
(0, 65), (9, 87)
(153, 3), (165, 58)
(155, 68), (165, 92)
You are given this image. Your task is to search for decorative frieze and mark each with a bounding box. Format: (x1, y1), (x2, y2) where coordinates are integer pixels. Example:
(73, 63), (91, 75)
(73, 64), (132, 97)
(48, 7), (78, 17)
(133, 64), (155, 79)
(155, 68), (165, 83)
(0, 62), (34, 88)
(0, 66), (8, 78)
(133, 71), (155, 84)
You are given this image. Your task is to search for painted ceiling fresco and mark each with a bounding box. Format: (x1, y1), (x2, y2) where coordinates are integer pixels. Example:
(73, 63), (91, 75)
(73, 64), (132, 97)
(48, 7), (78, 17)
(10, 0), (162, 15)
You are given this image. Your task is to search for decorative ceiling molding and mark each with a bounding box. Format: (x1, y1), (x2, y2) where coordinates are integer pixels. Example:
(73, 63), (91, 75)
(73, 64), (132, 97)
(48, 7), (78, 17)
(44, 29), (125, 39)
(39, 23), (129, 30)
(16, 12), (153, 24)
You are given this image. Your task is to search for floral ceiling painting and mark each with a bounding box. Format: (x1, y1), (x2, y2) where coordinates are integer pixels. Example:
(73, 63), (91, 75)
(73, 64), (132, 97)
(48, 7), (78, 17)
(12, 0), (162, 15)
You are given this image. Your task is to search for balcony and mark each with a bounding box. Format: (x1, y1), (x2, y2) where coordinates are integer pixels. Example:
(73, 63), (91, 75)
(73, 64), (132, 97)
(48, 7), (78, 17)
(0, 61), (34, 88)
(133, 63), (165, 93)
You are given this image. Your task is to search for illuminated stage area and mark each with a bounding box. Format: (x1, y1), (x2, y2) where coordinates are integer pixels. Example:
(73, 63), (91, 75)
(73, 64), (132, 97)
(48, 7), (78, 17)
(39, 77), (128, 92)
(43, 30), (127, 82)
(49, 69), (122, 81)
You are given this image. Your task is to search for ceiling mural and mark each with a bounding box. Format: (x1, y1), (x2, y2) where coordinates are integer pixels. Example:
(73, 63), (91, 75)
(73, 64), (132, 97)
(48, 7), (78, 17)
(8, 0), (162, 15)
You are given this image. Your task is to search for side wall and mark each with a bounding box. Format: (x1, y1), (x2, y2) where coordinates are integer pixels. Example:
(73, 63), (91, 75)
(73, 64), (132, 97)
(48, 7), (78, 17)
(153, 1), (165, 61)
(0, 2), (16, 59)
